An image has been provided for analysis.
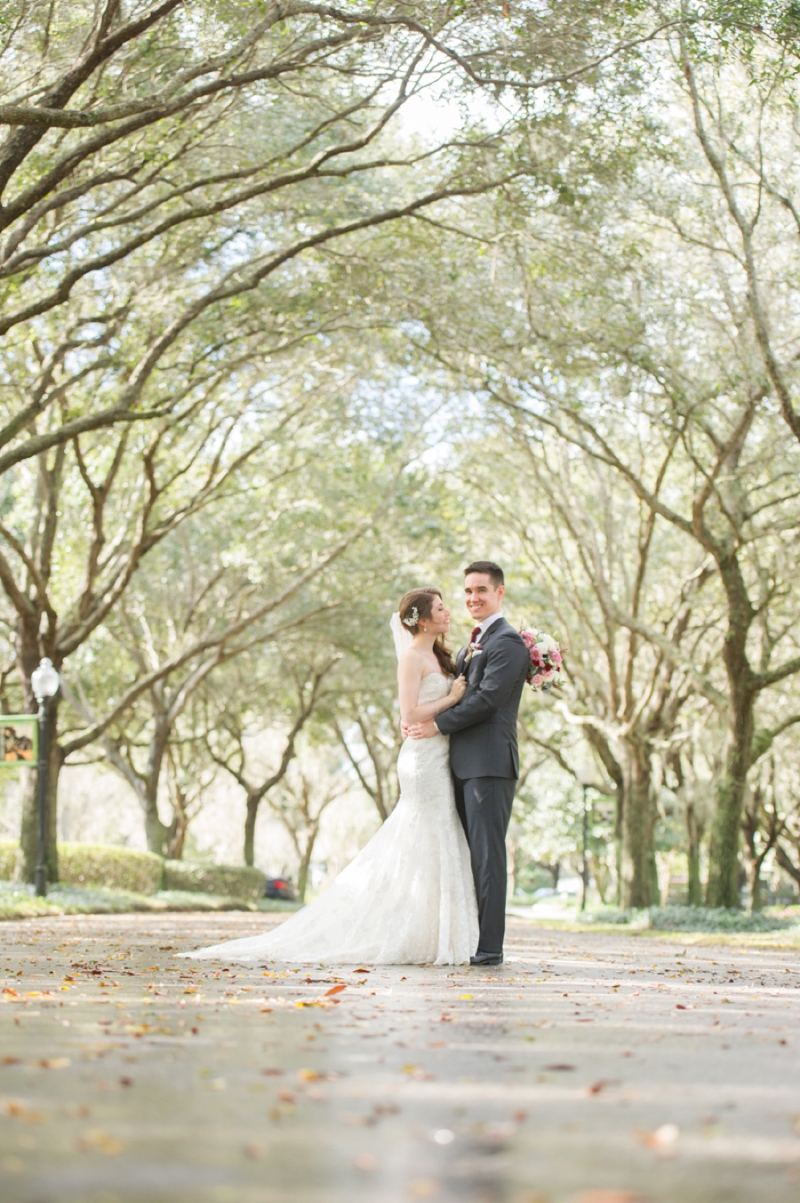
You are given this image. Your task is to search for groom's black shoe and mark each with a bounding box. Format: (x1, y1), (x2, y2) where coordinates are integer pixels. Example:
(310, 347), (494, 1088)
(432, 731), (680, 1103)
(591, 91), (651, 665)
(470, 951), (503, 966)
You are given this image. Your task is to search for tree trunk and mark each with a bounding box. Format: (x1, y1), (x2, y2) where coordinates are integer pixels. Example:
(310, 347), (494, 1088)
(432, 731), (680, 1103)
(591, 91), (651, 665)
(165, 795), (188, 860)
(243, 793), (260, 867)
(750, 863), (764, 911)
(686, 801), (704, 906)
(20, 702), (62, 884)
(144, 804), (173, 858)
(142, 718), (173, 857)
(613, 780), (624, 907)
(297, 849), (312, 903)
(776, 843), (800, 892)
(19, 769), (37, 882)
(296, 823), (322, 904)
(707, 684), (754, 909)
(621, 743), (657, 908)
(590, 853), (610, 903)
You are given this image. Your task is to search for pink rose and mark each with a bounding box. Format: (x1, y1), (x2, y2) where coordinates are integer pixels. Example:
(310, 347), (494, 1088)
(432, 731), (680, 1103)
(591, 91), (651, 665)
(551, 650), (562, 664)
(532, 673), (544, 687)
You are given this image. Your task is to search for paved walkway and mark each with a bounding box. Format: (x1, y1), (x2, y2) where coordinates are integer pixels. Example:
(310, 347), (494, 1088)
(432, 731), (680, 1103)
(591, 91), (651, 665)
(1, 912), (799, 1203)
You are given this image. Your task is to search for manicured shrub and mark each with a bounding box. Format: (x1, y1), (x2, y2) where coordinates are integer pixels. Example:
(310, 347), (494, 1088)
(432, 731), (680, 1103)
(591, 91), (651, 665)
(0, 839), (18, 880)
(0, 839), (265, 901)
(163, 861), (265, 901)
(590, 903), (791, 933)
(58, 843), (164, 894)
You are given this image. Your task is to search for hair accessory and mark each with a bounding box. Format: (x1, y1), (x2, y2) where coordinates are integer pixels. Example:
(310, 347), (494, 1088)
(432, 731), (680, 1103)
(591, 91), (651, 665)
(402, 606), (419, 628)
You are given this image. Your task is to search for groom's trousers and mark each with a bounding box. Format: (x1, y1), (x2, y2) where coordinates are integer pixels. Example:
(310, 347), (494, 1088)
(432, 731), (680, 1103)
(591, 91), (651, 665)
(453, 775), (516, 956)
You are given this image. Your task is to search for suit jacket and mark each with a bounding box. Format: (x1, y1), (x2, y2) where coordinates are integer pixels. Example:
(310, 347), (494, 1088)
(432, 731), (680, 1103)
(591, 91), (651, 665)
(435, 616), (529, 780)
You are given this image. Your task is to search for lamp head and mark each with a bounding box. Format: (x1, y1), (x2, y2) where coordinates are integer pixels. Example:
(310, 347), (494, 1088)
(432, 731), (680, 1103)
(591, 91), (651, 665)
(31, 657), (60, 701)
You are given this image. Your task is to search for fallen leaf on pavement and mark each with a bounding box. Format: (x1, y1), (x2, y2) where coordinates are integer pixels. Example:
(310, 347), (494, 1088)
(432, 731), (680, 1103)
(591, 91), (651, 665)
(77, 1129), (125, 1155)
(575, 1193), (649, 1203)
(588, 1079), (620, 1095)
(408, 1180), (441, 1198)
(3, 1101), (46, 1123)
(635, 1123), (679, 1149)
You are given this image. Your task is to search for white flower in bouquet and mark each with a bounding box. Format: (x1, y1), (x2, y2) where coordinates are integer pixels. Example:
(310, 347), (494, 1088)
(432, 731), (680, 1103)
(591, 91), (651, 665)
(519, 627), (564, 692)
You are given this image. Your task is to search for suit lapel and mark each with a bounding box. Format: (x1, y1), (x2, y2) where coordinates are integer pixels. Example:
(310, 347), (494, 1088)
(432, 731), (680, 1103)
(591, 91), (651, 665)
(456, 617), (508, 677)
(466, 617), (506, 678)
(475, 616), (507, 653)
(481, 616), (508, 642)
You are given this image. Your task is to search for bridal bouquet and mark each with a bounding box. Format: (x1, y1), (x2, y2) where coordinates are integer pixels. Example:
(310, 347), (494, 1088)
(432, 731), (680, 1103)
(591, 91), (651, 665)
(519, 628), (563, 691)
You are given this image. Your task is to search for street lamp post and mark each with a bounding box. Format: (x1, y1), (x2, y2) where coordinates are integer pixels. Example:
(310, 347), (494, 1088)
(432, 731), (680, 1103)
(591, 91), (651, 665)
(31, 657), (60, 898)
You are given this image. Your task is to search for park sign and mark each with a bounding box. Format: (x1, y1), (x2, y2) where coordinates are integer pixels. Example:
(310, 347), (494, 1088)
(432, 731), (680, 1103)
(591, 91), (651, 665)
(0, 716), (37, 766)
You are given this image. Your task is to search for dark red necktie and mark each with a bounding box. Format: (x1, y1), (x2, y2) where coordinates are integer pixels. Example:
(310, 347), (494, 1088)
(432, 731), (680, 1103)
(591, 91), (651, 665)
(470, 625), (481, 645)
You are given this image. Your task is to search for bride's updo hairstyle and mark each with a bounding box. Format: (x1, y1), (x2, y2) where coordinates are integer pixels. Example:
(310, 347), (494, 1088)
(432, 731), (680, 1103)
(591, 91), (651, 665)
(398, 588), (457, 676)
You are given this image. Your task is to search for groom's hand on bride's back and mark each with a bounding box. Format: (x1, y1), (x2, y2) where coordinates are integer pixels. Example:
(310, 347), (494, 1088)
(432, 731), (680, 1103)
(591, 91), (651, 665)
(408, 719), (438, 740)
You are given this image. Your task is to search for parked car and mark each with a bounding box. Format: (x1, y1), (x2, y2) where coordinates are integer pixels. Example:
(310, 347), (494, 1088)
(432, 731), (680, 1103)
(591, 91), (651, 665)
(265, 876), (297, 902)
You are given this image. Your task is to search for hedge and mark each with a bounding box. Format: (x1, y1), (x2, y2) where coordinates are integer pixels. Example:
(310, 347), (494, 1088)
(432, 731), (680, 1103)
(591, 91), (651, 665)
(58, 843), (165, 894)
(592, 903), (793, 933)
(0, 840), (163, 893)
(163, 860), (265, 902)
(0, 840), (266, 901)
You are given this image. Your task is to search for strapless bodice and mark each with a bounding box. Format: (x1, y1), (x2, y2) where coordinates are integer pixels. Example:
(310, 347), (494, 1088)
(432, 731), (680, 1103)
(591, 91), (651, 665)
(418, 673), (452, 703)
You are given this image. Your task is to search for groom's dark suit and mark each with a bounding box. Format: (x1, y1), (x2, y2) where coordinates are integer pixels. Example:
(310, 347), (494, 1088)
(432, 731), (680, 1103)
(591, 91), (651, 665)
(435, 617), (529, 957)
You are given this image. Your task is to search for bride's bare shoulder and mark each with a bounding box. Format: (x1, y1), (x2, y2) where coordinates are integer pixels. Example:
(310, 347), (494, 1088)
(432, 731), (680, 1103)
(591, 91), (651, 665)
(397, 645), (426, 680)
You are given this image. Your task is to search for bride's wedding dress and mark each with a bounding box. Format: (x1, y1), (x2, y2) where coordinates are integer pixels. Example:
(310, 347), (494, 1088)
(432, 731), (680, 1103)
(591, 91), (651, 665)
(184, 674), (479, 965)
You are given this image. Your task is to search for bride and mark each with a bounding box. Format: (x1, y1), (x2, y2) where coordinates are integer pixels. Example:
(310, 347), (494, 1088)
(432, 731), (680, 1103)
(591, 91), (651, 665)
(182, 588), (479, 965)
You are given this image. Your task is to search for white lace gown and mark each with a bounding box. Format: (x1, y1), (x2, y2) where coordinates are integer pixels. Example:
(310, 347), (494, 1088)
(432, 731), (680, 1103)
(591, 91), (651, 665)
(183, 675), (479, 966)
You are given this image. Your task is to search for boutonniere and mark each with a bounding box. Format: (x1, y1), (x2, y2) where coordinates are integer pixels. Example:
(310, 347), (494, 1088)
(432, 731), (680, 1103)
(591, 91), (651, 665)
(464, 641), (483, 664)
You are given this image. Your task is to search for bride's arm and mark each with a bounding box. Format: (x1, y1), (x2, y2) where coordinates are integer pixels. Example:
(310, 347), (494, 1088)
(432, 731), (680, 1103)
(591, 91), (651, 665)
(398, 650), (465, 724)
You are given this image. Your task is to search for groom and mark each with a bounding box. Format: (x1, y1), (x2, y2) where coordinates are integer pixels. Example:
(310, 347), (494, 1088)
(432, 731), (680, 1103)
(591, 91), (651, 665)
(409, 561), (529, 966)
